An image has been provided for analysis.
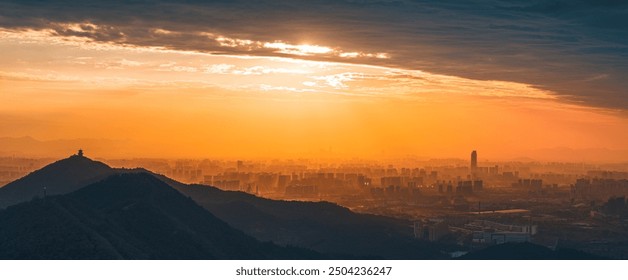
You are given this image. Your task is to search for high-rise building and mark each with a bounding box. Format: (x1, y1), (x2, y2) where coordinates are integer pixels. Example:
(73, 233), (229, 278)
(470, 150), (477, 172)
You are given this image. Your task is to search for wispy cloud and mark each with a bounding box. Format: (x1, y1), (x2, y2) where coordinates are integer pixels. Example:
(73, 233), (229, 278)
(203, 64), (236, 74)
(313, 73), (364, 88)
(0, 28), (557, 102)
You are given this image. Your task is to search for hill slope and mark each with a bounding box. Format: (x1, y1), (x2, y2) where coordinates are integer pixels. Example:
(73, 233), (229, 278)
(174, 184), (445, 259)
(0, 173), (319, 259)
(0, 155), (114, 208)
(0, 156), (445, 259)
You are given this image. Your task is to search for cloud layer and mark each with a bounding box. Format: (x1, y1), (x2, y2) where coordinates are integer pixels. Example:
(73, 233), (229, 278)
(1, 0), (626, 110)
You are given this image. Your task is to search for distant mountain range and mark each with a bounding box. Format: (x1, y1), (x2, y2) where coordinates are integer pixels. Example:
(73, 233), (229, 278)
(0, 136), (131, 158)
(2, 136), (627, 163)
(522, 147), (628, 163)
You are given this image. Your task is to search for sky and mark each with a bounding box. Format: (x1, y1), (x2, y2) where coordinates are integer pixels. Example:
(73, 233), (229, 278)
(0, 0), (627, 161)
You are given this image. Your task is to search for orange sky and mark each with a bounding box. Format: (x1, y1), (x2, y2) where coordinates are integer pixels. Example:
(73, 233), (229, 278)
(1, 28), (627, 161)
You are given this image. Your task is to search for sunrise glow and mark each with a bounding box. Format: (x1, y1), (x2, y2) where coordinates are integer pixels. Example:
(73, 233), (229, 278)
(0, 14), (626, 161)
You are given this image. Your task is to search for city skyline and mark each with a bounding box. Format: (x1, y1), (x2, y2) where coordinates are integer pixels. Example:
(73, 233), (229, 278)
(1, 148), (627, 260)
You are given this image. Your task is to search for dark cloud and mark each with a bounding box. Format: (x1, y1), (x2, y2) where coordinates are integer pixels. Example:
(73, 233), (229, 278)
(0, 0), (626, 110)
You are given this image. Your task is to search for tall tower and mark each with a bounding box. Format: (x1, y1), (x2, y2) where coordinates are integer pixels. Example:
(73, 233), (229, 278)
(470, 150), (477, 172)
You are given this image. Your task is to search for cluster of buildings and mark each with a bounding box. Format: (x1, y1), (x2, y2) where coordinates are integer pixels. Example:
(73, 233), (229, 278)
(95, 151), (628, 206)
(414, 218), (537, 245)
(466, 220), (537, 245)
(3, 150), (627, 206)
(572, 178), (628, 202)
(0, 157), (50, 186)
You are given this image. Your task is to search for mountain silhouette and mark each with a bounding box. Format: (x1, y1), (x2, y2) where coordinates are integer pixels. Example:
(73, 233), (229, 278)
(0, 154), (445, 259)
(103, 168), (444, 258)
(0, 173), (320, 259)
(0, 154), (115, 208)
(173, 184), (444, 259)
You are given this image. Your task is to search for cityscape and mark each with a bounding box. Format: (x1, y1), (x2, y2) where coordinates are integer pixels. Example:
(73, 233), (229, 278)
(1, 150), (627, 259)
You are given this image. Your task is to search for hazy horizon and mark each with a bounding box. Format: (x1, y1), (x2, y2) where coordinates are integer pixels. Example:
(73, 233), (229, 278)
(1, 136), (628, 166)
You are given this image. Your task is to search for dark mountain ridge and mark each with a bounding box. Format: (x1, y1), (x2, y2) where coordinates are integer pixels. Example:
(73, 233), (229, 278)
(0, 155), (115, 208)
(175, 183), (444, 259)
(0, 154), (445, 259)
(0, 173), (320, 259)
